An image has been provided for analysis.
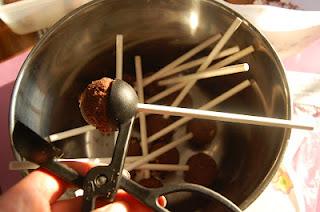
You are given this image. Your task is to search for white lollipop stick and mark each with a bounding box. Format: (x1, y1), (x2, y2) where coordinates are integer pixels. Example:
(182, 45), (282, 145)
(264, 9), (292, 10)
(169, 18), (243, 109)
(135, 56), (150, 178)
(145, 47), (244, 104)
(137, 103), (313, 130)
(9, 161), (39, 170)
(209, 46), (255, 70)
(156, 46), (255, 97)
(56, 156), (142, 164)
(140, 46), (254, 105)
(147, 80), (251, 143)
(48, 125), (95, 142)
(126, 133), (193, 171)
(159, 46), (240, 80)
(158, 63), (249, 86)
(116, 34), (123, 80)
(134, 164), (189, 171)
(142, 34), (222, 87)
(145, 83), (186, 104)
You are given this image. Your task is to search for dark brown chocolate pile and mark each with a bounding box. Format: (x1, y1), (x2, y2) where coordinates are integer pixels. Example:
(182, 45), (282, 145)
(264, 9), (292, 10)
(184, 153), (218, 187)
(138, 176), (163, 188)
(150, 141), (180, 179)
(187, 119), (217, 148)
(126, 137), (141, 180)
(150, 141), (180, 165)
(146, 114), (174, 143)
(127, 137), (142, 156)
(79, 77), (117, 133)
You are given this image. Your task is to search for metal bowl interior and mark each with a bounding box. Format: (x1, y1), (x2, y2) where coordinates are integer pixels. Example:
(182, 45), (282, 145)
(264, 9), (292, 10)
(9, 0), (291, 211)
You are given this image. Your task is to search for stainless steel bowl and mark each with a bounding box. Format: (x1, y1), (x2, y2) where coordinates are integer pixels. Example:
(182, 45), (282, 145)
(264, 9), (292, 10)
(9, 0), (291, 211)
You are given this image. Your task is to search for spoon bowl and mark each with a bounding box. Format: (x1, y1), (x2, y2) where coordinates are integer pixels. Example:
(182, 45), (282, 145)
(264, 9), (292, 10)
(109, 79), (138, 125)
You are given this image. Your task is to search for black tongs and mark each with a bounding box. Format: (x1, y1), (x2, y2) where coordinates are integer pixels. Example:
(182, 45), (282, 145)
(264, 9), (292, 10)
(81, 119), (134, 211)
(12, 80), (241, 212)
(13, 121), (241, 212)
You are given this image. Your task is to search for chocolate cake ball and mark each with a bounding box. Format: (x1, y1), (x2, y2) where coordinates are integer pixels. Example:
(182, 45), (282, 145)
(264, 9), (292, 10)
(138, 176), (163, 188)
(146, 114), (174, 143)
(150, 141), (180, 165)
(184, 153), (218, 187)
(127, 137), (142, 156)
(187, 119), (217, 148)
(79, 77), (117, 133)
(149, 141), (180, 179)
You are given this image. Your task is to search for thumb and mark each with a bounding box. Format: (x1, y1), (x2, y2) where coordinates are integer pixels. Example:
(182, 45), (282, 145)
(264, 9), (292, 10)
(93, 201), (129, 212)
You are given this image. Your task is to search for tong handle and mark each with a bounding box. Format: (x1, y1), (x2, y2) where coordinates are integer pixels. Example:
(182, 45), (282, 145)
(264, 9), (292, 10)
(42, 160), (83, 187)
(120, 177), (167, 212)
(109, 118), (134, 177)
(81, 118), (134, 212)
(120, 176), (242, 212)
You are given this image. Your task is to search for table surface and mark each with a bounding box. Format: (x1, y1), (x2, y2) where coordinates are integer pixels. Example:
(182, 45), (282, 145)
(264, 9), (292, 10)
(0, 38), (319, 211)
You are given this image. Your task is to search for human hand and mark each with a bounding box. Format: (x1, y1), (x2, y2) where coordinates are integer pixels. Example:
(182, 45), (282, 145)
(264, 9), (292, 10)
(0, 162), (166, 212)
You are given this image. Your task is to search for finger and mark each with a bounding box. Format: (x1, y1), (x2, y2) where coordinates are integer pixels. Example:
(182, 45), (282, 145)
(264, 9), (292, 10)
(0, 169), (65, 211)
(115, 190), (167, 207)
(19, 169), (65, 203)
(93, 201), (129, 212)
(61, 161), (93, 176)
(157, 196), (167, 207)
(51, 196), (83, 212)
(94, 190), (166, 212)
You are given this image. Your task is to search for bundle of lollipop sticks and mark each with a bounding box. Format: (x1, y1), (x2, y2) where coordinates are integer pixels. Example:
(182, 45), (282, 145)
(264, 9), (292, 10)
(11, 18), (313, 172)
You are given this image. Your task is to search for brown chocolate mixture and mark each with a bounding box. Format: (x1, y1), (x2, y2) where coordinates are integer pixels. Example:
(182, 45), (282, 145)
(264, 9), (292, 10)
(138, 176), (163, 188)
(150, 141), (180, 165)
(127, 137), (142, 156)
(146, 114), (175, 143)
(184, 153), (218, 187)
(187, 119), (217, 148)
(79, 77), (117, 132)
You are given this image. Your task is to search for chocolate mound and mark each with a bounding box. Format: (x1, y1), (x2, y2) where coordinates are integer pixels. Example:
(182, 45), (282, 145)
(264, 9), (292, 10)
(146, 114), (174, 143)
(187, 119), (217, 148)
(150, 141), (180, 165)
(138, 176), (163, 188)
(79, 77), (117, 132)
(184, 153), (218, 187)
(127, 137), (142, 156)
